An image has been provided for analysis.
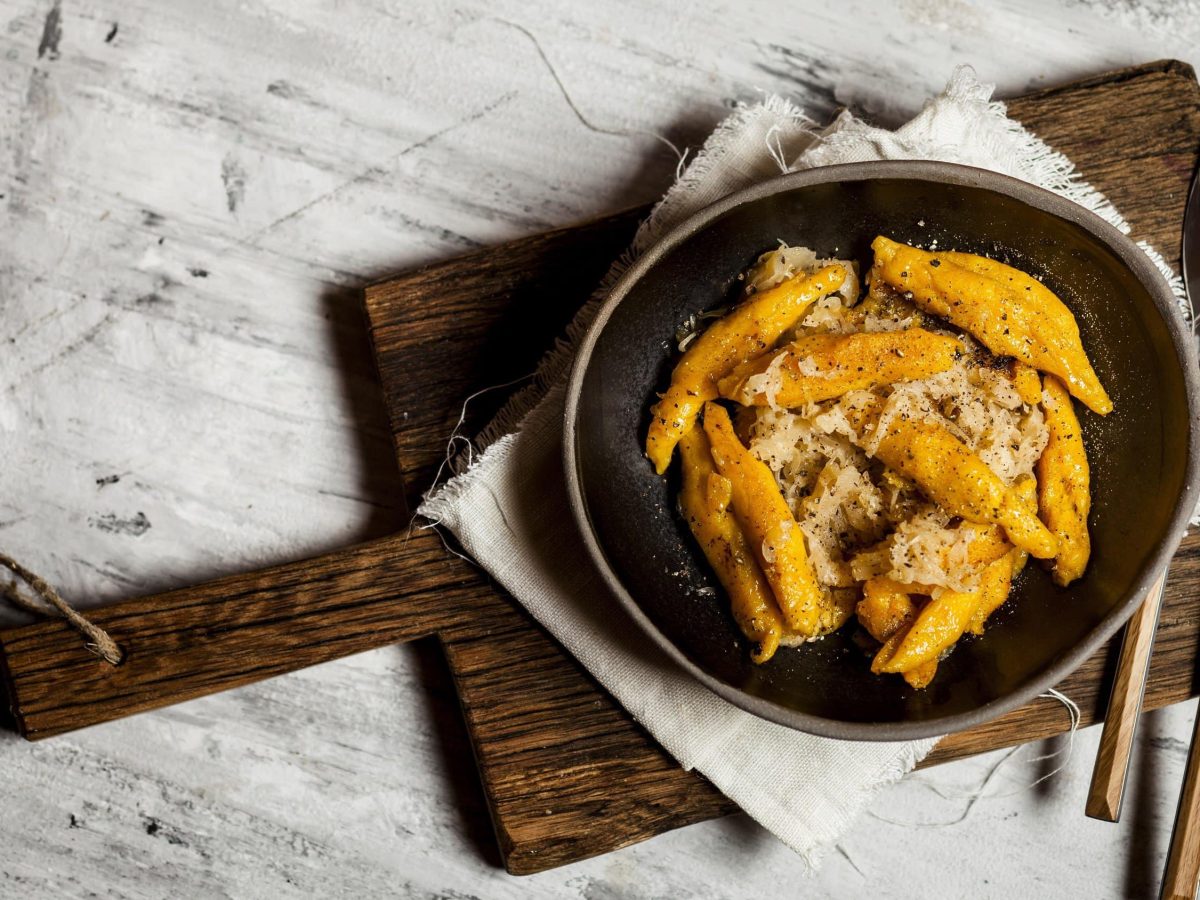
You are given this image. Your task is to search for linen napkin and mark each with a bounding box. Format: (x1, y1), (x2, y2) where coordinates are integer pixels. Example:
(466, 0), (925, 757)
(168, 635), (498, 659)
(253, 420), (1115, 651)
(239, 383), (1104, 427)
(418, 67), (1187, 865)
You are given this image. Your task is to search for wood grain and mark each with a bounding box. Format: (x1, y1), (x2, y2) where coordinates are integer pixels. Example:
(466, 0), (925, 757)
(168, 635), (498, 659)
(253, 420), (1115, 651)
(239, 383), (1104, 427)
(366, 206), (645, 513)
(2, 60), (1199, 876)
(0, 529), (478, 738)
(1086, 572), (1168, 822)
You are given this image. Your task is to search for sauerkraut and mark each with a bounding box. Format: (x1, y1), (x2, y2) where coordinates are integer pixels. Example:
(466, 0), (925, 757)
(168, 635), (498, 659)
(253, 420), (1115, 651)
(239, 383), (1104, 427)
(744, 245), (1050, 596)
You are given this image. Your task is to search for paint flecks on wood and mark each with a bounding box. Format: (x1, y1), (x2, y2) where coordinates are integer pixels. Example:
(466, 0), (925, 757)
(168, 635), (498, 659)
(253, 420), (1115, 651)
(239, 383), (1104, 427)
(37, 1), (62, 60)
(87, 512), (151, 536)
(220, 155), (247, 215)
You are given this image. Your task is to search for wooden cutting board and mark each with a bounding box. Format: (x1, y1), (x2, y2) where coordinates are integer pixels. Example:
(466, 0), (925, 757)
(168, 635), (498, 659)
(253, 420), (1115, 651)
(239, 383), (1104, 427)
(2, 60), (1199, 876)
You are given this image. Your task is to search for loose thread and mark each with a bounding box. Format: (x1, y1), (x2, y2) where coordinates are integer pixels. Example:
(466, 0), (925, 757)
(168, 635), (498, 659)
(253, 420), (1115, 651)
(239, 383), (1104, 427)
(764, 123), (790, 173)
(0, 553), (123, 665)
(674, 147), (691, 184)
(931, 689), (1080, 800)
(408, 517), (479, 568)
(409, 371), (538, 566)
(424, 371), (535, 500)
(483, 16), (686, 166)
(870, 688), (1081, 828)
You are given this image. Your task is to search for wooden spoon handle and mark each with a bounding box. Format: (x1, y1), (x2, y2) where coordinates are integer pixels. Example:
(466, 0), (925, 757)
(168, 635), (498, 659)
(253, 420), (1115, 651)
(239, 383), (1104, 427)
(1163, 702), (1200, 900)
(1085, 571), (1168, 821)
(0, 527), (473, 739)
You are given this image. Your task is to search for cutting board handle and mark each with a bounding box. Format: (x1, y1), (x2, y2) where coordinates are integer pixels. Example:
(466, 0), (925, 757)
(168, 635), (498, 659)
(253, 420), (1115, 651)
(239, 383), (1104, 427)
(0, 527), (471, 739)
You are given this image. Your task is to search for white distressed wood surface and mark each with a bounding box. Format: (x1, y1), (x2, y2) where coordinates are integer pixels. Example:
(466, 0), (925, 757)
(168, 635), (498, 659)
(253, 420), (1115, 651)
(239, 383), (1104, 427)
(1, 0), (1199, 896)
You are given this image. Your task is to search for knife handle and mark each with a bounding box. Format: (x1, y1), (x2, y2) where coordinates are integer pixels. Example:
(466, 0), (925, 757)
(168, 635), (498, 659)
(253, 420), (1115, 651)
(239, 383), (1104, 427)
(1085, 571), (1167, 821)
(1163, 700), (1200, 899)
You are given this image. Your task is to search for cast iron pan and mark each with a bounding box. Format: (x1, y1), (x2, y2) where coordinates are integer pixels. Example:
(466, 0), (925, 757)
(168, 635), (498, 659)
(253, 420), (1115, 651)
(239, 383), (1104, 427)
(564, 161), (1200, 741)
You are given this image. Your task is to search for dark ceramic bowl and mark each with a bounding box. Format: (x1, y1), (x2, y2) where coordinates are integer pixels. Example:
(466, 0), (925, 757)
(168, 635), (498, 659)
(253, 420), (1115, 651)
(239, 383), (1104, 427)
(564, 161), (1200, 741)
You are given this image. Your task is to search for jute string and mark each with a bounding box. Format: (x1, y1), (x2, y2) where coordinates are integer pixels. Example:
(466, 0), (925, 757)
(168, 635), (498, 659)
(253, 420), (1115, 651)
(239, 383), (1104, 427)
(0, 553), (123, 665)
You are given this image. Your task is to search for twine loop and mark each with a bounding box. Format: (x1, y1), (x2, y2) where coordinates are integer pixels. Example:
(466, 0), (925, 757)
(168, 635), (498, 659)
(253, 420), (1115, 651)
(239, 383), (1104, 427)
(0, 553), (123, 665)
